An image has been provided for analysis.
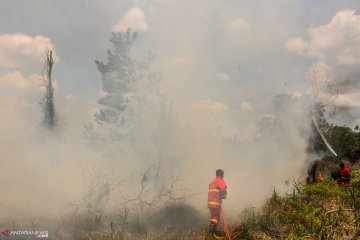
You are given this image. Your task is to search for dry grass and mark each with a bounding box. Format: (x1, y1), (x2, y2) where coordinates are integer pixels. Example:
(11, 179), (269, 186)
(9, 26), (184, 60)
(55, 170), (360, 239)
(229, 170), (360, 239)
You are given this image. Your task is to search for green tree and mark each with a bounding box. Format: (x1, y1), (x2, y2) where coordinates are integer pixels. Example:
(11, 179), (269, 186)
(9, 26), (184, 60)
(95, 29), (156, 124)
(323, 124), (360, 161)
(83, 29), (160, 150)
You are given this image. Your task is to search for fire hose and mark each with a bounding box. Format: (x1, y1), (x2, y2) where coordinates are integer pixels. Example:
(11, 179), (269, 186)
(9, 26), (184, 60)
(220, 203), (231, 240)
(311, 115), (342, 164)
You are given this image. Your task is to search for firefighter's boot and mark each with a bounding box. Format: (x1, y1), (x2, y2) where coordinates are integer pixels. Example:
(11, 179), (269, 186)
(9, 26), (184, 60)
(208, 224), (216, 234)
(211, 225), (223, 239)
(215, 228), (225, 238)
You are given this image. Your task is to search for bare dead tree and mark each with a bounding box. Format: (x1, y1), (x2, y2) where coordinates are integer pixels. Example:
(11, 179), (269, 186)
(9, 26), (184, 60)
(81, 163), (124, 212)
(61, 161), (191, 238)
(306, 64), (339, 107)
(306, 65), (320, 100)
(42, 50), (57, 129)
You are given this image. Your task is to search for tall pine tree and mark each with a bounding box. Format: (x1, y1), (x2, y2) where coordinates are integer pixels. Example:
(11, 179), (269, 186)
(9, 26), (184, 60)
(84, 29), (161, 151)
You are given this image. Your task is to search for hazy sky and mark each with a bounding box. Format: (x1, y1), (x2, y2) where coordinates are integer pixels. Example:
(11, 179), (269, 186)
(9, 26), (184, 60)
(1, 0), (360, 135)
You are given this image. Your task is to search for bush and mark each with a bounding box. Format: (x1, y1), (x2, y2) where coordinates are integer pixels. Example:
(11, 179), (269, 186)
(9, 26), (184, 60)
(231, 177), (360, 239)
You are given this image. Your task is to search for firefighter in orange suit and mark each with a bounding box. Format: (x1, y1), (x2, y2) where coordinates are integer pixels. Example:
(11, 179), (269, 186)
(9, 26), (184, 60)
(208, 169), (227, 236)
(337, 161), (351, 185)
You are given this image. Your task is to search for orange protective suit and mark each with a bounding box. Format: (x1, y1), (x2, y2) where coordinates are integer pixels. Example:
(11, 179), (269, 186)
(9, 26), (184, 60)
(337, 164), (351, 185)
(208, 176), (227, 225)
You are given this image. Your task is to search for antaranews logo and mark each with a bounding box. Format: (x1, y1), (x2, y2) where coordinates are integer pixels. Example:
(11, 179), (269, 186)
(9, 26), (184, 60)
(2, 229), (9, 237)
(1, 229), (48, 238)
